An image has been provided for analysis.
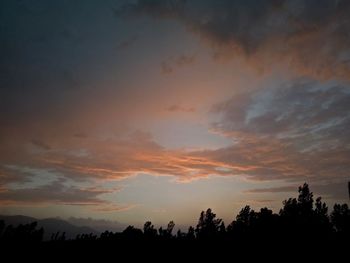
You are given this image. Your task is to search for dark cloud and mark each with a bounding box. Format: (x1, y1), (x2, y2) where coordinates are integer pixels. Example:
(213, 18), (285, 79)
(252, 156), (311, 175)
(0, 179), (119, 206)
(161, 54), (195, 74)
(161, 61), (173, 74)
(73, 132), (88, 139)
(0, 165), (33, 187)
(31, 139), (51, 150)
(244, 182), (349, 200)
(174, 54), (195, 67)
(121, 0), (350, 80)
(166, 104), (195, 112)
(116, 35), (138, 49)
(244, 185), (297, 194)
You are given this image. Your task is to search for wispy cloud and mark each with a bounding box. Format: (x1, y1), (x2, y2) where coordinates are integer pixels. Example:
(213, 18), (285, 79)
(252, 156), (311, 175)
(0, 177), (129, 212)
(2, 79), (350, 194)
(92, 204), (137, 212)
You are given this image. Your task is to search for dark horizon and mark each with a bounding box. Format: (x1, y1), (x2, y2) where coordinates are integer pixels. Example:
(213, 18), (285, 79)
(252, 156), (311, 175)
(1, 183), (349, 240)
(1, 183), (349, 261)
(1, 0), (350, 231)
(1, 181), (349, 232)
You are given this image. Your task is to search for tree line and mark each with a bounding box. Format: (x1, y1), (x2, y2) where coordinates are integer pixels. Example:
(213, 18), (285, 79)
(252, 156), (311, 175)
(0, 183), (349, 244)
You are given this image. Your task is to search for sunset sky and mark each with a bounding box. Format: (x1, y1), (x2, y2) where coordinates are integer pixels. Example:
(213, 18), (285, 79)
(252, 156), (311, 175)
(1, 0), (349, 227)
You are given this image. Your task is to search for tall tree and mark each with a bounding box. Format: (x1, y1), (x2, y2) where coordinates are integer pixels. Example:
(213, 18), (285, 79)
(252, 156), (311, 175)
(195, 208), (222, 239)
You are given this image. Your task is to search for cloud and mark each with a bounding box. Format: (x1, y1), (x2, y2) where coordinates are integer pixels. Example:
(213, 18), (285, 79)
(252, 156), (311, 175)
(161, 54), (195, 74)
(244, 182), (349, 200)
(1, 80), (349, 200)
(211, 79), (350, 142)
(2, 79), (349, 193)
(116, 35), (138, 50)
(0, 128), (241, 187)
(244, 185), (297, 194)
(120, 0), (350, 80)
(175, 54), (195, 67)
(161, 61), (173, 74)
(207, 79), (350, 192)
(0, 178), (127, 211)
(165, 104), (195, 112)
(0, 165), (53, 188)
(31, 139), (51, 151)
(194, 136), (311, 181)
(92, 204), (136, 212)
(0, 180), (108, 205)
(73, 132), (88, 139)
(243, 183), (348, 202)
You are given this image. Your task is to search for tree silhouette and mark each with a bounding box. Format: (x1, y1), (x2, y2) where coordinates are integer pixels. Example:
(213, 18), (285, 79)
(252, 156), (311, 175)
(0, 182), (348, 254)
(159, 220), (175, 239)
(0, 220), (5, 237)
(331, 203), (350, 234)
(298, 183), (314, 216)
(122, 225), (143, 240)
(195, 208), (222, 239)
(187, 226), (195, 240)
(0, 221), (43, 243)
(313, 197), (332, 236)
(143, 221), (157, 239)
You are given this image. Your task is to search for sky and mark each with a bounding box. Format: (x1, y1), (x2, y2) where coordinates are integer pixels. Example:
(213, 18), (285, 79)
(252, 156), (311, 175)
(0, 0), (350, 228)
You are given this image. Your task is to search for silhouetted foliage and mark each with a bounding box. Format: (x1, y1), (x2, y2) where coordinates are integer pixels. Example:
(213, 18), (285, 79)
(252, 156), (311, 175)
(187, 226), (195, 240)
(195, 208), (222, 239)
(0, 220), (4, 237)
(122, 225), (143, 240)
(159, 220), (175, 239)
(0, 182), (348, 254)
(0, 221), (43, 243)
(331, 203), (350, 234)
(277, 183), (335, 240)
(143, 221), (157, 239)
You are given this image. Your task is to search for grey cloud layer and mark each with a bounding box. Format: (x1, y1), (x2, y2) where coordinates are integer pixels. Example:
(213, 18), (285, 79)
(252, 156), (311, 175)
(121, 0), (350, 79)
(212, 80), (350, 148)
(0, 179), (114, 205)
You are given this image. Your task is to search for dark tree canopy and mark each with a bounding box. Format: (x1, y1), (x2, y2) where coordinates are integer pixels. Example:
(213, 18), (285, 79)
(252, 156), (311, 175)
(0, 183), (349, 252)
(195, 208), (222, 239)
